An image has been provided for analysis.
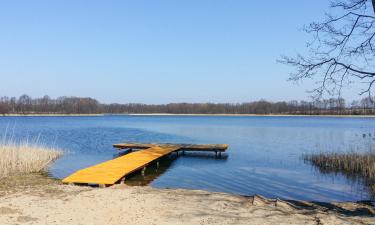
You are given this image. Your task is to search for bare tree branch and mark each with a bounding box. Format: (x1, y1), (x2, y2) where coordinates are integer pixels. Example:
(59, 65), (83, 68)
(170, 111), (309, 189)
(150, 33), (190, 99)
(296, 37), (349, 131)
(280, 0), (375, 98)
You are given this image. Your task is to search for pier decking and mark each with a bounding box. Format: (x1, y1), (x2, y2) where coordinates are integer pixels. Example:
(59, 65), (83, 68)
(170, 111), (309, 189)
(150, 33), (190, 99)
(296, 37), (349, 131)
(62, 143), (228, 186)
(113, 143), (228, 153)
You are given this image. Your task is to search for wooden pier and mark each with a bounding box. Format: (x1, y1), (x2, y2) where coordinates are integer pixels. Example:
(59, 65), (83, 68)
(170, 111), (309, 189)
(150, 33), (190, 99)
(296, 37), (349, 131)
(62, 143), (228, 186)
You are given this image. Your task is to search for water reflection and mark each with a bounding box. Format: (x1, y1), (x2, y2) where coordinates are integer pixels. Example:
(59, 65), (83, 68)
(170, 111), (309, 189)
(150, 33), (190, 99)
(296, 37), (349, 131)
(124, 156), (174, 186)
(123, 152), (228, 186)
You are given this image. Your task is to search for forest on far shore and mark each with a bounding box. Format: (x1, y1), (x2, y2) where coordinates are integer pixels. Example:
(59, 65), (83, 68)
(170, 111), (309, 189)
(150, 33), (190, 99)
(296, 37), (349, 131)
(0, 94), (375, 115)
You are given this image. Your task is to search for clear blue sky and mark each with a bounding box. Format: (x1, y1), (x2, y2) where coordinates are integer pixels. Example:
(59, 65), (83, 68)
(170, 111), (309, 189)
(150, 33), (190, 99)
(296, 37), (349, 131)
(0, 0), (360, 104)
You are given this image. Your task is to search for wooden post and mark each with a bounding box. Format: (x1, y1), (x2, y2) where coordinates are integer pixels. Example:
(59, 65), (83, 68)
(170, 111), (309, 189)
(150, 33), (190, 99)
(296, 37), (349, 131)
(142, 167), (146, 176)
(182, 151), (185, 156)
(99, 184), (106, 188)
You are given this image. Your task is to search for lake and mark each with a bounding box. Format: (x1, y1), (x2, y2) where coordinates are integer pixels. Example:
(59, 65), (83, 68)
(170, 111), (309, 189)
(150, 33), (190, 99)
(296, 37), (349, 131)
(1, 115), (374, 202)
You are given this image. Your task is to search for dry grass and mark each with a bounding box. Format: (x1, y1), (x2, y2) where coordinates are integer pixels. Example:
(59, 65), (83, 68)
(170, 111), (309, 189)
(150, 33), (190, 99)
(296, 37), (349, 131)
(0, 142), (62, 179)
(304, 151), (375, 195)
(304, 152), (375, 181)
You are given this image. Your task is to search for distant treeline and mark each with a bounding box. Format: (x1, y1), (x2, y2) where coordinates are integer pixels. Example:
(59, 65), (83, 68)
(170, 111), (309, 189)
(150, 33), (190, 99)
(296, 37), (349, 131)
(0, 94), (375, 115)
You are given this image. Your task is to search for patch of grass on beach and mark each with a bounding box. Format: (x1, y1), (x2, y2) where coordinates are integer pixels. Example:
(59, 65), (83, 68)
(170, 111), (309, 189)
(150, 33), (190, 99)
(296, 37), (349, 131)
(0, 142), (62, 179)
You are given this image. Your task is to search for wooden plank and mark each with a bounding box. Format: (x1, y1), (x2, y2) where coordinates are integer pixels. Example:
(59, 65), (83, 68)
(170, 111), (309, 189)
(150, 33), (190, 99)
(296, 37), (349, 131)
(63, 143), (229, 186)
(113, 143), (229, 152)
(112, 143), (154, 149)
(62, 146), (179, 185)
(176, 144), (229, 152)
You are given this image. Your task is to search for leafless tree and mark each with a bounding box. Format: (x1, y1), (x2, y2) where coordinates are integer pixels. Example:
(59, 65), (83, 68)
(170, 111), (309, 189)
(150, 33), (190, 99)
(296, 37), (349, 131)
(1, 94), (375, 115)
(280, 0), (375, 98)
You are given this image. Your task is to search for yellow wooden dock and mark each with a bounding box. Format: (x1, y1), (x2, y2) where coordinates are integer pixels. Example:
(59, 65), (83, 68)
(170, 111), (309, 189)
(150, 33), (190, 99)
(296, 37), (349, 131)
(63, 143), (228, 186)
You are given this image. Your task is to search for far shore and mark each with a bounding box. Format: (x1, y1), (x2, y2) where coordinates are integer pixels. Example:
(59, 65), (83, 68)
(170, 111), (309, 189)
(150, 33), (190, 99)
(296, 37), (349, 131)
(1, 113), (375, 118)
(0, 113), (104, 117)
(127, 113), (375, 118)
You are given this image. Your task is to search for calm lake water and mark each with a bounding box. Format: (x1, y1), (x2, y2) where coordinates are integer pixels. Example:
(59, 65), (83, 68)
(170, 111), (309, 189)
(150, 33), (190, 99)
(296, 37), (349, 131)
(1, 115), (374, 202)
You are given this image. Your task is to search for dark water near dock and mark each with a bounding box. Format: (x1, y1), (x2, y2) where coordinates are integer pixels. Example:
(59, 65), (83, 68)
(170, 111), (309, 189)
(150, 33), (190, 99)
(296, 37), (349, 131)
(1, 115), (374, 202)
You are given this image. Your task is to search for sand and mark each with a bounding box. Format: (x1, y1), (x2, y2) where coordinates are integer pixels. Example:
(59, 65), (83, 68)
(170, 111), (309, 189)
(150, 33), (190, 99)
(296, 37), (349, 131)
(0, 174), (374, 225)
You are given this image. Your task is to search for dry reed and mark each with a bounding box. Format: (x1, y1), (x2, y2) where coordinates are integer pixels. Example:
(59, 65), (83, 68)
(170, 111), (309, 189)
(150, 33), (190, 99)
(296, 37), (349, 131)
(0, 142), (62, 179)
(304, 151), (375, 195)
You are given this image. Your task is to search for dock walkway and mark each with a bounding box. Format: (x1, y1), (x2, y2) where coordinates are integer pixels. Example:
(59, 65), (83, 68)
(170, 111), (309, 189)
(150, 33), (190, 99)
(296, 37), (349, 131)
(63, 143), (228, 186)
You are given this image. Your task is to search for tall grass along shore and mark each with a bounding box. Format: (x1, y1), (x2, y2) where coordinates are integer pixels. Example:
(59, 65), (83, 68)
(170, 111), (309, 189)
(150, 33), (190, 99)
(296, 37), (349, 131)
(304, 151), (375, 195)
(0, 142), (62, 178)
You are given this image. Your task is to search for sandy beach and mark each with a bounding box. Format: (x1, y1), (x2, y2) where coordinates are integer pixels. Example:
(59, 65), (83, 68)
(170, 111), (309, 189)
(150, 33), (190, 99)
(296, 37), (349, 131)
(0, 174), (374, 225)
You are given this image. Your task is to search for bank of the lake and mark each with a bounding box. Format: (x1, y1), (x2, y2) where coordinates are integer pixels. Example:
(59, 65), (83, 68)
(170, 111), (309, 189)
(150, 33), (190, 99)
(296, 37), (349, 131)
(126, 113), (375, 117)
(2, 113), (375, 117)
(0, 113), (104, 117)
(0, 174), (374, 225)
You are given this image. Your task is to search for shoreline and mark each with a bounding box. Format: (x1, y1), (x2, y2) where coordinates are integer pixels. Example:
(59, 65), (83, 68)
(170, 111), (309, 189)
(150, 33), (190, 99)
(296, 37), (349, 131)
(127, 113), (375, 118)
(1, 113), (375, 118)
(0, 113), (104, 117)
(0, 174), (374, 225)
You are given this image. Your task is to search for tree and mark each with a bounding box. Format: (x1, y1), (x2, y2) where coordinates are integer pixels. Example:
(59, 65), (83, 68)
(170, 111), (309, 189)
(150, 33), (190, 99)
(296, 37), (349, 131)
(280, 0), (375, 98)
(18, 94), (32, 113)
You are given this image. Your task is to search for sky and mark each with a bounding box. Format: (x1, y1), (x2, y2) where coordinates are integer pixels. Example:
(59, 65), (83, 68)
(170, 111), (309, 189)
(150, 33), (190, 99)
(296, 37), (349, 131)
(0, 0), (362, 104)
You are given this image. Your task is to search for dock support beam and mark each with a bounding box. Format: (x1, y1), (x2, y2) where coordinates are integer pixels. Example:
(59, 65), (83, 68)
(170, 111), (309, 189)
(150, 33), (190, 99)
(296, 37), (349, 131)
(142, 167), (146, 176)
(214, 151), (223, 158)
